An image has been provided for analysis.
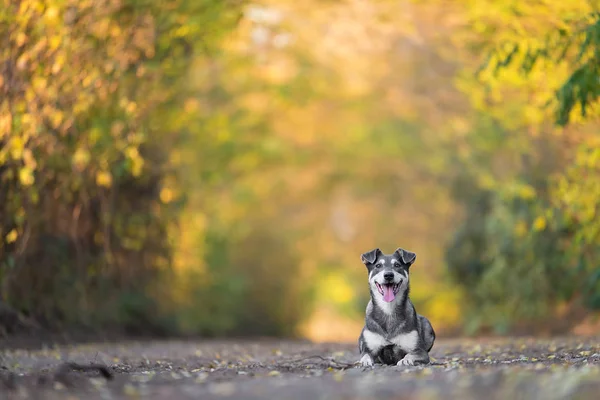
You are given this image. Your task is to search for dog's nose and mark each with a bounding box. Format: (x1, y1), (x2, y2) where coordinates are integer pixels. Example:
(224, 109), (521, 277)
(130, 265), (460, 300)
(384, 272), (394, 282)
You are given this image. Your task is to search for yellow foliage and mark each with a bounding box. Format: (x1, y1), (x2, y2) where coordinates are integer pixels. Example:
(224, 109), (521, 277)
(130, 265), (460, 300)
(514, 220), (528, 238)
(10, 137), (25, 159)
(96, 171), (112, 187)
(160, 188), (174, 204)
(18, 167), (35, 186)
(184, 98), (200, 113)
(532, 216), (547, 232)
(5, 229), (18, 244)
(72, 148), (91, 170)
(424, 287), (464, 330)
(518, 185), (537, 200)
(318, 273), (355, 306)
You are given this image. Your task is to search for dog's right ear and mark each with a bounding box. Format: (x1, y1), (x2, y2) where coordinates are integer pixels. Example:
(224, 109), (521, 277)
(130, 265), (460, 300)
(360, 248), (382, 266)
(394, 248), (416, 266)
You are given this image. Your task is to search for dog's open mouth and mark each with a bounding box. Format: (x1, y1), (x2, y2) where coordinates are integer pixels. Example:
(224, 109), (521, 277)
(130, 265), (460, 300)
(375, 282), (400, 303)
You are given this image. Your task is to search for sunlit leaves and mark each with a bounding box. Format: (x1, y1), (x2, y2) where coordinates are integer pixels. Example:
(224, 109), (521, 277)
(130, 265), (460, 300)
(5, 229), (19, 244)
(0, 0), (245, 329)
(2, 0), (152, 193)
(554, 143), (600, 245)
(472, 2), (600, 272)
(18, 167), (35, 186)
(95, 171), (113, 188)
(532, 216), (547, 232)
(482, 11), (600, 126)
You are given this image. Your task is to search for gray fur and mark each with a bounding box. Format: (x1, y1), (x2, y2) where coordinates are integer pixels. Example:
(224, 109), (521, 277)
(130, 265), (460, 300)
(358, 248), (435, 366)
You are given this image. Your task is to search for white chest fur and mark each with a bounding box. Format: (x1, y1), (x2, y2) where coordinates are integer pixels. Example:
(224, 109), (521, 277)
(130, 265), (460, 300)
(363, 329), (419, 353)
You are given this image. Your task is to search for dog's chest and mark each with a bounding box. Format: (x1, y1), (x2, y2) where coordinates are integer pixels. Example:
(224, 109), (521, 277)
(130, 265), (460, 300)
(363, 329), (419, 352)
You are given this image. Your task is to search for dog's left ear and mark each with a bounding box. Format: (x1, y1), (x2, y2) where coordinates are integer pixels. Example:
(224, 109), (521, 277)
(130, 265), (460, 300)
(394, 248), (416, 267)
(361, 248), (382, 265)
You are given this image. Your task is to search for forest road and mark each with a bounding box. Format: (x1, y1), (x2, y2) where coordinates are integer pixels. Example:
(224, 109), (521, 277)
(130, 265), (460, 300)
(1, 336), (600, 399)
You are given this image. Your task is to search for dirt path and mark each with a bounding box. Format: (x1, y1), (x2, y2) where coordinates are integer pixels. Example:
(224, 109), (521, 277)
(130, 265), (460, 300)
(2, 336), (600, 400)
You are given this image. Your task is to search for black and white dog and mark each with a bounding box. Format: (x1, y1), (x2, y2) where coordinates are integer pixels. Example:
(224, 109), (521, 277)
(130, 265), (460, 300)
(358, 248), (435, 366)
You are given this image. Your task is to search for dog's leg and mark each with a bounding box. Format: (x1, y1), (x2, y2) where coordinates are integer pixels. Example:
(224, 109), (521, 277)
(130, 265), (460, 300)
(418, 315), (436, 352)
(358, 329), (380, 367)
(359, 353), (374, 367)
(397, 349), (430, 366)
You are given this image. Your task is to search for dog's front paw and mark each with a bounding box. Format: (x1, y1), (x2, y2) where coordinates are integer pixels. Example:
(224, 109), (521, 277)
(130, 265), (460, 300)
(359, 354), (374, 367)
(397, 356), (415, 366)
(397, 353), (429, 367)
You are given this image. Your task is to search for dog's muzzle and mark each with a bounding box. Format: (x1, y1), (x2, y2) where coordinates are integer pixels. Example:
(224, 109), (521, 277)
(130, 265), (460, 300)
(375, 281), (401, 302)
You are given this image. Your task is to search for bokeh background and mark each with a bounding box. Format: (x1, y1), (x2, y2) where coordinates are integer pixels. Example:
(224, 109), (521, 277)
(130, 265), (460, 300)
(1, 0), (599, 342)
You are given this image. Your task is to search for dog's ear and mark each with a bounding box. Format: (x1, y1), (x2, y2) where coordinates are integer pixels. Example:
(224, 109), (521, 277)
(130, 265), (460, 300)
(394, 248), (416, 266)
(361, 248), (382, 265)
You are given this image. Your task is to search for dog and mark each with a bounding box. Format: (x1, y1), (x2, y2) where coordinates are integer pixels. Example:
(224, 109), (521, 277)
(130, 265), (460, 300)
(358, 247), (435, 366)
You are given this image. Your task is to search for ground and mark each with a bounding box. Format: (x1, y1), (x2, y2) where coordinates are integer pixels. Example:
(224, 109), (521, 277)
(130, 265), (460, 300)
(2, 336), (600, 400)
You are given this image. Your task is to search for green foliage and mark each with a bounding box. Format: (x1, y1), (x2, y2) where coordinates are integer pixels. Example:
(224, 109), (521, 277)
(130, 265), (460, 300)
(447, 181), (584, 333)
(172, 224), (312, 337)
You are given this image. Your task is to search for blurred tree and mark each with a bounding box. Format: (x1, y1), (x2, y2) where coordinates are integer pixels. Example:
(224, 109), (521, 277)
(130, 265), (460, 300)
(0, 0), (242, 332)
(436, 0), (600, 333)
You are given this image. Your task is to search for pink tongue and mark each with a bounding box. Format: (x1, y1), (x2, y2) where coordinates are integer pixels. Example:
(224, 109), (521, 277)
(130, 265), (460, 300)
(383, 285), (395, 302)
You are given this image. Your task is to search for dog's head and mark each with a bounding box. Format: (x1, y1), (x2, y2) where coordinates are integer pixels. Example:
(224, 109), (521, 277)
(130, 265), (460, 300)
(360, 248), (416, 303)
